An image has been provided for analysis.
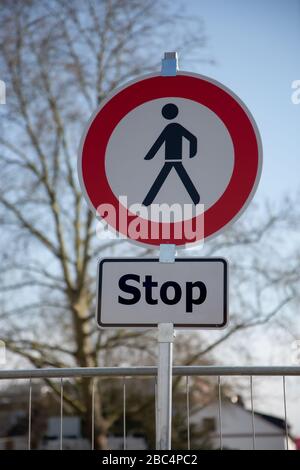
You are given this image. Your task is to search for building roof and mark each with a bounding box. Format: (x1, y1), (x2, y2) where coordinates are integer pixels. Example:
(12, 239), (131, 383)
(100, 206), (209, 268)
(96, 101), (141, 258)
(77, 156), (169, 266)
(254, 411), (289, 432)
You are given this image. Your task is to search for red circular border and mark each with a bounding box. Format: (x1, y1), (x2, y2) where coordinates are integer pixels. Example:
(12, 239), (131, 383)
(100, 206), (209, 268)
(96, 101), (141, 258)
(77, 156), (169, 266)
(81, 74), (260, 246)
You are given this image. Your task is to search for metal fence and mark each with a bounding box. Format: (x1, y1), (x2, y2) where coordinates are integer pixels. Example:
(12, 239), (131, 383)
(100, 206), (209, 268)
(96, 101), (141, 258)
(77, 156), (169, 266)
(0, 366), (299, 450)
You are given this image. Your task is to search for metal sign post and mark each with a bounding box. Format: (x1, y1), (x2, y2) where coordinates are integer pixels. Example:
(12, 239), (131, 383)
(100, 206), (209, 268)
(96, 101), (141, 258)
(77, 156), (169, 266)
(156, 244), (176, 450)
(155, 53), (178, 450)
(154, 54), (177, 452)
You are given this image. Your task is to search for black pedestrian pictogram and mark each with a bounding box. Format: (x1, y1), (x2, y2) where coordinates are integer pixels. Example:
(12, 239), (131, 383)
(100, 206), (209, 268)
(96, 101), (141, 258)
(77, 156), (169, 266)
(142, 103), (200, 206)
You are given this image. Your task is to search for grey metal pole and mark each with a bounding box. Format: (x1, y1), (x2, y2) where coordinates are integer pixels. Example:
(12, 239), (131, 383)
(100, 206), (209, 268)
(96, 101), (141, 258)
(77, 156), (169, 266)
(156, 323), (175, 450)
(156, 243), (177, 450)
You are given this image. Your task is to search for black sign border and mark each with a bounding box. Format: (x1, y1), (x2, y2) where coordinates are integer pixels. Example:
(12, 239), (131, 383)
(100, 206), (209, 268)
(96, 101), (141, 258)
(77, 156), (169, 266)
(97, 258), (228, 329)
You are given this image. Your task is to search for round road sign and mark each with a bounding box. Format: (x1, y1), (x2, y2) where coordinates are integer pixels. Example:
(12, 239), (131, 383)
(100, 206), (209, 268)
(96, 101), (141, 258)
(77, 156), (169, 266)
(78, 72), (262, 247)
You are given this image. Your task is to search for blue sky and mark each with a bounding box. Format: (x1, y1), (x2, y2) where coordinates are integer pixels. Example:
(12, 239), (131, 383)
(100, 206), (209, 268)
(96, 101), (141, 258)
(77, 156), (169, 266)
(179, 0), (300, 204)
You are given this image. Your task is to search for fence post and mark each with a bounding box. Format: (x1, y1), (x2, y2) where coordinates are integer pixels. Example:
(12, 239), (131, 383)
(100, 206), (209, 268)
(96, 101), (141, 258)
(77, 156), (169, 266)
(156, 323), (175, 450)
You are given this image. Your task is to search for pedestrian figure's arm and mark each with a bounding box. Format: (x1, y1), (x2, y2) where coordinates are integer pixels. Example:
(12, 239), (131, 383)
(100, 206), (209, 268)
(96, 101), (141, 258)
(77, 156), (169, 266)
(182, 128), (197, 158)
(144, 130), (166, 160)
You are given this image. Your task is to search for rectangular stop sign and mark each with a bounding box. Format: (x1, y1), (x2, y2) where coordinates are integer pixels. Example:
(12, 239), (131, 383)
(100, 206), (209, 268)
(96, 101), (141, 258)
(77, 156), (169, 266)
(97, 258), (228, 328)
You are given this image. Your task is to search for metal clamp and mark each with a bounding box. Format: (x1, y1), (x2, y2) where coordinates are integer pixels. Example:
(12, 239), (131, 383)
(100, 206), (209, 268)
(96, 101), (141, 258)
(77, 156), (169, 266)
(158, 323), (176, 343)
(159, 244), (176, 263)
(161, 52), (178, 76)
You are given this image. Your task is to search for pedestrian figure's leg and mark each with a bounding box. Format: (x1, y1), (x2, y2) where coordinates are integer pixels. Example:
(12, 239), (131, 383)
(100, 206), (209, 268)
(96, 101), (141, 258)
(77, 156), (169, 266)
(174, 163), (200, 204)
(143, 163), (173, 206)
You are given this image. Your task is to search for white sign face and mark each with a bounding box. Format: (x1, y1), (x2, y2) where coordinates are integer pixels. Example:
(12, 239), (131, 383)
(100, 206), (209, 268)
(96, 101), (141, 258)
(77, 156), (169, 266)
(97, 258), (228, 328)
(105, 98), (234, 222)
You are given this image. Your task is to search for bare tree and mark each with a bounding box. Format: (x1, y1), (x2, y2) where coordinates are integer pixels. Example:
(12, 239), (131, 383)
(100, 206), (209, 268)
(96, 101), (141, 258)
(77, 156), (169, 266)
(0, 0), (211, 448)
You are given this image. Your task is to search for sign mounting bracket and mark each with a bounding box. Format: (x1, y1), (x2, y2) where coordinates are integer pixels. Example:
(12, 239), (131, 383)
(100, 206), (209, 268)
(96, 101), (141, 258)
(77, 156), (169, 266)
(161, 51), (178, 76)
(159, 244), (176, 263)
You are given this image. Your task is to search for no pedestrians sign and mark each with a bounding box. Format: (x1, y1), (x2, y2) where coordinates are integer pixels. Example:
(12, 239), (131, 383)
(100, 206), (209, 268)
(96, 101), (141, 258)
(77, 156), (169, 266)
(79, 72), (262, 247)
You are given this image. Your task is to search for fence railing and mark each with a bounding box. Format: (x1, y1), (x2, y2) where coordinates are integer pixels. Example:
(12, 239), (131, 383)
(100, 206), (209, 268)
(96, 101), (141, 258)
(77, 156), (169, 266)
(0, 366), (299, 450)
